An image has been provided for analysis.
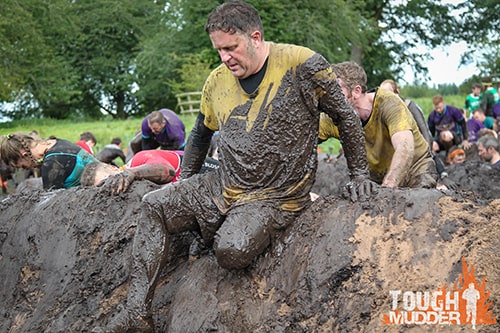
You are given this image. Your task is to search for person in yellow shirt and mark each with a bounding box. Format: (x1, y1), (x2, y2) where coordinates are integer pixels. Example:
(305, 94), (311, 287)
(319, 61), (437, 188)
(93, 3), (377, 333)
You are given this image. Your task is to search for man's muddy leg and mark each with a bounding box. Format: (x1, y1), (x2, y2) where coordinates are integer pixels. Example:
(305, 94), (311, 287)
(93, 186), (198, 333)
(213, 202), (292, 270)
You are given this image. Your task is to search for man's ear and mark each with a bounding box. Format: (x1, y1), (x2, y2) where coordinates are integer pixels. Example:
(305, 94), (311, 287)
(352, 85), (363, 99)
(250, 31), (262, 45)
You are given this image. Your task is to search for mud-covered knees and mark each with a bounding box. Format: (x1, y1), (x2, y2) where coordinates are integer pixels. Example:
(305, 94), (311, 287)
(92, 308), (153, 333)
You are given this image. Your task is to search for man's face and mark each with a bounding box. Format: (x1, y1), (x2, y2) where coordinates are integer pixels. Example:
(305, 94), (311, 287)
(472, 87), (481, 96)
(477, 144), (492, 162)
(149, 120), (166, 135)
(337, 78), (354, 105)
(210, 30), (259, 79)
(473, 111), (485, 122)
(433, 102), (445, 114)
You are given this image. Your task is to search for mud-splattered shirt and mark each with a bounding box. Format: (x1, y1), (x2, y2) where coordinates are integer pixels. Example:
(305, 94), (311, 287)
(319, 88), (431, 185)
(201, 42), (367, 212)
(42, 139), (100, 189)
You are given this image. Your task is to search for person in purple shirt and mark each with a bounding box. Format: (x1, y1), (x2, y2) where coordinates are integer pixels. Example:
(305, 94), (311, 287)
(428, 95), (470, 154)
(141, 108), (186, 151)
(466, 117), (485, 143)
(493, 102), (500, 134)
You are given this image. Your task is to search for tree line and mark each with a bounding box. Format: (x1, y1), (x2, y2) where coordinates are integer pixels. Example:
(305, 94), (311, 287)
(0, 0), (498, 120)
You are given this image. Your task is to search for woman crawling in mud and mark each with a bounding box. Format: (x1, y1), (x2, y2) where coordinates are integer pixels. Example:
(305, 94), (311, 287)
(0, 132), (99, 190)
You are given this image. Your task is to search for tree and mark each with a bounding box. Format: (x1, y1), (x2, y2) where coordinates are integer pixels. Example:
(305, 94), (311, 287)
(67, 0), (166, 119)
(0, 0), (81, 119)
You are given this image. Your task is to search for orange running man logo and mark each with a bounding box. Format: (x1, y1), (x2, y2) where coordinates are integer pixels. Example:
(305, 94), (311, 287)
(382, 257), (497, 329)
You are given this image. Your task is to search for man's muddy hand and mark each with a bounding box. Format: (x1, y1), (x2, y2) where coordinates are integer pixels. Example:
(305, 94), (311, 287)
(342, 176), (379, 202)
(97, 170), (135, 195)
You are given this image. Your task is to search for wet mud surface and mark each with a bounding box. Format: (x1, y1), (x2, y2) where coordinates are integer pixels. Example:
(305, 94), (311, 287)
(0, 157), (499, 332)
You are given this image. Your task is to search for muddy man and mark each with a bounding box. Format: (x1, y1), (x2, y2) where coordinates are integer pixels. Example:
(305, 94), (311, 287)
(92, 1), (376, 332)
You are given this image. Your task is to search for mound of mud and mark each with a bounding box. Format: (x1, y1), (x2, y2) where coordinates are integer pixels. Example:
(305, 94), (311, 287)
(0, 159), (499, 332)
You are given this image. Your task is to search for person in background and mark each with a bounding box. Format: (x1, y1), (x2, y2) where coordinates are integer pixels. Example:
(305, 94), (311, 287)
(96, 137), (126, 166)
(0, 158), (15, 195)
(464, 82), (482, 118)
(472, 108), (494, 130)
(428, 95), (470, 156)
(92, 1), (376, 332)
(81, 149), (219, 192)
(319, 63), (437, 188)
(76, 131), (97, 155)
(141, 109), (186, 151)
(81, 160), (176, 194)
(480, 77), (499, 117)
(493, 102), (500, 134)
(446, 146), (466, 165)
(1, 132), (99, 189)
(379, 79), (448, 179)
(466, 113), (485, 143)
(476, 135), (500, 168)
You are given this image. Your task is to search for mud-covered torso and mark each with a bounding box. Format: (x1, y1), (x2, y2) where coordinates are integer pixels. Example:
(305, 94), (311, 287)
(201, 43), (332, 211)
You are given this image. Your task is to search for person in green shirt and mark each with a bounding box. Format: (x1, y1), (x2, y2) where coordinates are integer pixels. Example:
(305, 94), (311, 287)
(464, 82), (482, 118)
(480, 77), (500, 117)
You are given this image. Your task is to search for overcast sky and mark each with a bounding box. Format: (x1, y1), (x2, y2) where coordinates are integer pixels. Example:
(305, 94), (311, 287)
(403, 41), (479, 86)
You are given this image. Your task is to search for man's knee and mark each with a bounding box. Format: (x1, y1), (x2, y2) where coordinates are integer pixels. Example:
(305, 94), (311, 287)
(213, 203), (280, 269)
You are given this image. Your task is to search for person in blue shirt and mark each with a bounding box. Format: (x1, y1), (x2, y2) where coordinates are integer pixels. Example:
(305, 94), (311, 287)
(1, 132), (99, 190)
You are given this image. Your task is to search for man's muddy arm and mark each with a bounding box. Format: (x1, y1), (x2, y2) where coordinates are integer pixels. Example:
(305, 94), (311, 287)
(181, 113), (214, 179)
(128, 164), (176, 185)
(320, 80), (377, 201)
(383, 130), (414, 188)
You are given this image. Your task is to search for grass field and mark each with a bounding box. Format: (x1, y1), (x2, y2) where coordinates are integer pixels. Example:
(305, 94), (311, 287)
(0, 95), (466, 157)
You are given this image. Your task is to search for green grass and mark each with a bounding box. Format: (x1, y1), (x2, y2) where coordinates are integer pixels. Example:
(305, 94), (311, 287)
(412, 95), (466, 118)
(0, 94), (466, 158)
(0, 115), (197, 156)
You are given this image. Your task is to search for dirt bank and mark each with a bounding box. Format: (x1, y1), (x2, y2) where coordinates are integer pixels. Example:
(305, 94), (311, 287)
(0, 158), (498, 332)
